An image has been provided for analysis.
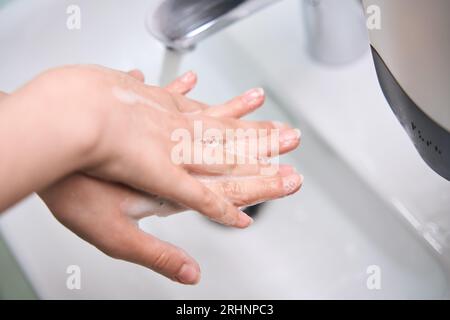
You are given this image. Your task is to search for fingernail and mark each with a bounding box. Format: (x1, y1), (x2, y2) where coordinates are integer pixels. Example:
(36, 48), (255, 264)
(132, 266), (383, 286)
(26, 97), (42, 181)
(242, 88), (264, 107)
(237, 210), (253, 227)
(176, 264), (200, 284)
(282, 173), (302, 194)
(180, 71), (196, 83)
(279, 128), (301, 146)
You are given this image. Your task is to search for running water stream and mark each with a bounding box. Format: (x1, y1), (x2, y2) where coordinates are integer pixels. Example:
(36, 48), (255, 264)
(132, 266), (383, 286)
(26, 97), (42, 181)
(159, 49), (184, 86)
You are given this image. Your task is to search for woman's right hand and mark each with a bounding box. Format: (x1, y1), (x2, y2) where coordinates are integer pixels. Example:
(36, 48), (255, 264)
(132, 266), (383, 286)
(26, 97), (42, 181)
(15, 65), (301, 228)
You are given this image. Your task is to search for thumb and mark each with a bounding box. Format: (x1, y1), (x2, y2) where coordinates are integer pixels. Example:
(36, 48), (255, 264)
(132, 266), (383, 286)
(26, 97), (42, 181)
(42, 174), (201, 285)
(110, 219), (201, 285)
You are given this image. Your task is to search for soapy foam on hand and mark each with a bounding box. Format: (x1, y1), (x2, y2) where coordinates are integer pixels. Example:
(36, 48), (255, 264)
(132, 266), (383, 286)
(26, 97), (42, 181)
(121, 174), (282, 219)
(112, 86), (167, 112)
(121, 195), (184, 220)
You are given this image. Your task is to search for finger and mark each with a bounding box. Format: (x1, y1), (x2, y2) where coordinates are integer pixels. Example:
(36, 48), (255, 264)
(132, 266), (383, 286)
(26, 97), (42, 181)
(205, 88), (265, 118)
(222, 119), (301, 156)
(127, 69), (145, 82)
(180, 120), (300, 175)
(200, 116), (287, 135)
(165, 71), (197, 95)
(201, 165), (303, 207)
(170, 84), (264, 119)
(41, 174), (200, 285)
(122, 166), (303, 219)
(186, 117), (301, 166)
(186, 161), (272, 177)
(159, 167), (253, 228)
(0, 91), (7, 100)
(116, 222), (201, 285)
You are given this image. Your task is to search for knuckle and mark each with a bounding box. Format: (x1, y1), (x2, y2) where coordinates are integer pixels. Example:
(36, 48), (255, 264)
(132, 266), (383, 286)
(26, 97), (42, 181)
(221, 181), (251, 206)
(261, 175), (284, 199)
(273, 174), (284, 191)
(150, 248), (172, 272)
(221, 181), (237, 195)
(225, 161), (239, 175)
(200, 189), (216, 211)
(201, 189), (232, 222)
(99, 242), (126, 261)
(94, 224), (134, 261)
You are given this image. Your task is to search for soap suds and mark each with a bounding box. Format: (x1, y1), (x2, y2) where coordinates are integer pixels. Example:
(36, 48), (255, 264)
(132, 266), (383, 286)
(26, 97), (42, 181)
(112, 86), (167, 112)
(121, 195), (184, 220)
(120, 172), (289, 220)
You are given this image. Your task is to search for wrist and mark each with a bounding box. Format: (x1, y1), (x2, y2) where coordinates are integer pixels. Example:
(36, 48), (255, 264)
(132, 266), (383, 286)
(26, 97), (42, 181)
(18, 68), (103, 173)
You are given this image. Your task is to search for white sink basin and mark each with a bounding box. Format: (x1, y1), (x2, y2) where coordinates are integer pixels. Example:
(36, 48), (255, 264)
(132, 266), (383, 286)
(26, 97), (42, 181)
(0, 0), (448, 299)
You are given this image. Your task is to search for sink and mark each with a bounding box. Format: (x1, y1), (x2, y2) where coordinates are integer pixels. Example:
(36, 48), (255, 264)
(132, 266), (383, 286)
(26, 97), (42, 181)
(0, 0), (449, 299)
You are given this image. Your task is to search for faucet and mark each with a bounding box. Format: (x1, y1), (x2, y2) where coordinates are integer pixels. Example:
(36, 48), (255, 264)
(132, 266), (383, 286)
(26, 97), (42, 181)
(147, 0), (282, 52)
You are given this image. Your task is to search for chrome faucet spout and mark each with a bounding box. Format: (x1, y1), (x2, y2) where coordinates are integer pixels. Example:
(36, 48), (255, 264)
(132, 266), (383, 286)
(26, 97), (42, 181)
(147, 0), (282, 52)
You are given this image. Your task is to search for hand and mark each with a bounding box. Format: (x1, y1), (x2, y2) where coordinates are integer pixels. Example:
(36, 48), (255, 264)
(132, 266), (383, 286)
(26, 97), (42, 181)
(39, 71), (303, 284)
(10, 65), (300, 227)
(0, 65), (302, 284)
